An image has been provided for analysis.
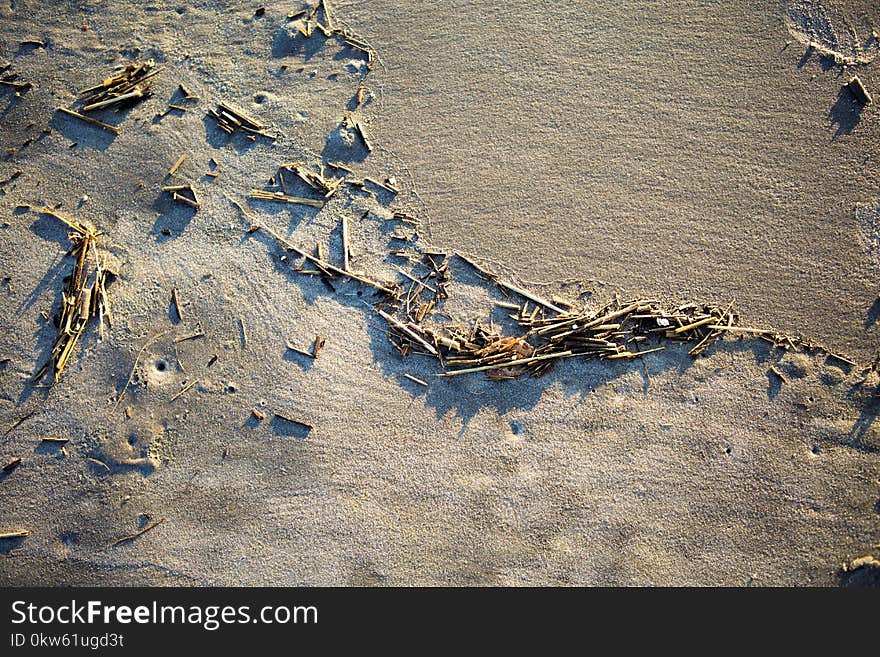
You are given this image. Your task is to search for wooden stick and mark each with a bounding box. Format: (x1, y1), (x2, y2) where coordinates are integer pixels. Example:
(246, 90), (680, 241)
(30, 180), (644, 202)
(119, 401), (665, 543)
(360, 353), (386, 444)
(455, 252), (564, 314)
(4, 409), (37, 436)
(238, 318), (247, 349)
(83, 88), (144, 111)
(172, 192), (199, 209)
(113, 517), (166, 546)
(438, 351), (574, 377)
(170, 379), (199, 402)
(273, 413), (313, 431)
(257, 223), (396, 295)
(705, 325), (772, 335)
(403, 373), (428, 387)
(395, 266), (437, 294)
(673, 316), (715, 334)
(217, 101), (264, 129)
(605, 347), (665, 360)
(2, 457), (22, 472)
(312, 335), (326, 358)
(87, 457), (110, 472)
(0, 79), (32, 90)
(377, 309), (438, 355)
(286, 341), (316, 359)
(174, 329), (204, 343)
(353, 119), (372, 151)
(56, 106), (121, 134)
(0, 530), (29, 539)
(342, 215), (351, 271)
(827, 352), (857, 367)
(168, 154), (186, 175)
(171, 288), (183, 321)
(249, 190), (324, 208)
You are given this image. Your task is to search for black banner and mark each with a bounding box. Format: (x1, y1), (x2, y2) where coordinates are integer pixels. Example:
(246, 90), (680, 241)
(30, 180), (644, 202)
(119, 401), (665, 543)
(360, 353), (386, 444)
(0, 587), (872, 650)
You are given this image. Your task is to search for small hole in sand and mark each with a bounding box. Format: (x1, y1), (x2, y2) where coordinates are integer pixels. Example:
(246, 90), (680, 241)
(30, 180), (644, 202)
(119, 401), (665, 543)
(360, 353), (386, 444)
(725, 446), (732, 455)
(128, 434), (138, 446)
(155, 359), (167, 372)
(510, 420), (522, 435)
(253, 93), (266, 104)
(811, 445), (820, 455)
(227, 384), (237, 393)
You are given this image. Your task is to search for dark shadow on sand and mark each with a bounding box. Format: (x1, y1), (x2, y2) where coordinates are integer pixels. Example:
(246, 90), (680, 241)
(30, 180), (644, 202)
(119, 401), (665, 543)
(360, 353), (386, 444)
(829, 86), (865, 140)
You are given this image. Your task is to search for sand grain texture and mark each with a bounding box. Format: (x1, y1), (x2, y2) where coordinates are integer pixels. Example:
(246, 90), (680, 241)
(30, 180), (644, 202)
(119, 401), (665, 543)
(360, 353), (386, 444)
(0, 0), (878, 586)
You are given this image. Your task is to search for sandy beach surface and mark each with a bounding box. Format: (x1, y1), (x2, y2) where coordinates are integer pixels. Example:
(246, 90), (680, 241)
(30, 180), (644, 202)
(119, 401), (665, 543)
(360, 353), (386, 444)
(0, 0), (878, 586)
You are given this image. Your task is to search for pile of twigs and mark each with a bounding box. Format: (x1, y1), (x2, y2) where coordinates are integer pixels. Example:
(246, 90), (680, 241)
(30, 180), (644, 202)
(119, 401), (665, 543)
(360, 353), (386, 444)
(207, 101), (275, 139)
(77, 59), (163, 111)
(363, 251), (784, 380)
(34, 209), (114, 383)
(289, 0), (376, 68)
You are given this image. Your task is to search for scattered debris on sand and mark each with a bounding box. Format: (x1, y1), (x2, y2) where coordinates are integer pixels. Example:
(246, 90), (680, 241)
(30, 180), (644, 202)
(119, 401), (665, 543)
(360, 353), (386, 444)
(4, 1), (877, 578)
(286, 0), (377, 67)
(248, 189), (324, 207)
(0, 62), (33, 94)
(162, 183), (200, 209)
(31, 207), (116, 384)
(77, 59), (163, 112)
(280, 161), (345, 198)
(207, 101), (275, 140)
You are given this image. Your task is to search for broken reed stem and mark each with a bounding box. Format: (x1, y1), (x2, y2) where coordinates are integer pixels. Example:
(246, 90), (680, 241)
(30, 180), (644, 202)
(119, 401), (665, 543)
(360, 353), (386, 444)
(249, 190), (324, 208)
(4, 409), (37, 437)
(437, 351), (574, 377)
(255, 221), (396, 295)
(377, 309), (438, 355)
(32, 210), (115, 383)
(170, 379), (199, 402)
(0, 530), (29, 539)
(342, 215), (351, 271)
(87, 457), (110, 471)
(673, 316), (716, 334)
(168, 154), (186, 175)
(238, 318), (248, 349)
(286, 341), (316, 359)
(113, 517), (166, 546)
(403, 373), (428, 387)
(56, 106), (121, 134)
(82, 88), (144, 112)
(395, 266), (437, 294)
(171, 288), (183, 321)
(455, 251), (565, 314)
(705, 325), (772, 335)
(605, 346), (665, 360)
